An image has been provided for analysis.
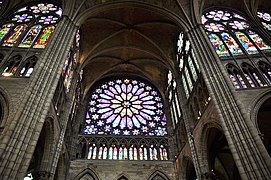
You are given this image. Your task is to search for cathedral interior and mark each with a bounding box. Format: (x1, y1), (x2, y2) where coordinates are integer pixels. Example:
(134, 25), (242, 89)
(0, 0), (270, 179)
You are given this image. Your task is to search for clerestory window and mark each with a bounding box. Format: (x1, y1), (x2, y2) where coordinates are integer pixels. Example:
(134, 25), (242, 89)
(202, 9), (271, 89)
(0, 2), (62, 48)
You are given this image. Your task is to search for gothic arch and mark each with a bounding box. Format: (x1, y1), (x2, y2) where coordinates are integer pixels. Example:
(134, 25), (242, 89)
(148, 170), (170, 180)
(27, 117), (56, 179)
(249, 90), (271, 157)
(0, 87), (9, 131)
(199, 121), (224, 174)
(74, 168), (99, 180)
(180, 156), (197, 180)
(116, 174), (130, 180)
(249, 89), (271, 129)
(201, 127), (241, 180)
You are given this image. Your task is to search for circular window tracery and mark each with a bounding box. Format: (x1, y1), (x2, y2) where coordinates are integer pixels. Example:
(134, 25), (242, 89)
(83, 78), (168, 137)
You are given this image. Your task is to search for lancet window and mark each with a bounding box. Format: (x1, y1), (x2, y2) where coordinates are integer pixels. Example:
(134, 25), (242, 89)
(167, 71), (182, 128)
(176, 33), (200, 99)
(176, 32), (210, 122)
(79, 78), (169, 161)
(63, 30), (80, 92)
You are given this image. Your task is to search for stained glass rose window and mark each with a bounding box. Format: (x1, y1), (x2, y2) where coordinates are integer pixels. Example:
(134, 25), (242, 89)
(83, 78), (167, 137)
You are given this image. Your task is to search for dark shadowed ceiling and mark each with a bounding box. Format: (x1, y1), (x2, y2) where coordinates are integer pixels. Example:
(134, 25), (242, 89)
(79, 6), (180, 97)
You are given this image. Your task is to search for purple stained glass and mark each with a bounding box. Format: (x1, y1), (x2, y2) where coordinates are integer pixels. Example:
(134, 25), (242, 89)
(221, 32), (243, 55)
(229, 20), (249, 30)
(30, 3), (59, 14)
(83, 78), (167, 136)
(12, 13), (33, 23)
(205, 10), (232, 21)
(38, 15), (59, 24)
(204, 23), (225, 32)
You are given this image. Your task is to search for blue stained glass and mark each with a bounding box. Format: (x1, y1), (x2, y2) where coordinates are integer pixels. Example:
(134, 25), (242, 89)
(235, 31), (258, 54)
(221, 32), (243, 55)
(247, 30), (271, 51)
(83, 78), (167, 136)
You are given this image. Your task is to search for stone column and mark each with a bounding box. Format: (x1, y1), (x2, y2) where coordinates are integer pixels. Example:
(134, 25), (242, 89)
(0, 16), (77, 179)
(188, 25), (271, 179)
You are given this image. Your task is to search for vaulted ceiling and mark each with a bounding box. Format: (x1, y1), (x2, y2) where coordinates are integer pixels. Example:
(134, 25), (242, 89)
(79, 6), (180, 97)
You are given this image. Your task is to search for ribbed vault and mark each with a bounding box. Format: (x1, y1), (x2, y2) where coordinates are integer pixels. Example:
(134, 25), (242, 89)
(79, 6), (180, 97)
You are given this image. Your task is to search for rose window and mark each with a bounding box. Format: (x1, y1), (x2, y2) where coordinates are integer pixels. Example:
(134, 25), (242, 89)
(83, 78), (167, 137)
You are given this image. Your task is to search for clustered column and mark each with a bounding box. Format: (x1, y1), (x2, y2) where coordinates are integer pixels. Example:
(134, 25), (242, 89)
(188, 24), (271, 179)
(0, 16), (77, 179)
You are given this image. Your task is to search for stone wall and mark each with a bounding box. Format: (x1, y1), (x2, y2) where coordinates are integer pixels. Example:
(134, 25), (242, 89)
(69, 160), (175, 180)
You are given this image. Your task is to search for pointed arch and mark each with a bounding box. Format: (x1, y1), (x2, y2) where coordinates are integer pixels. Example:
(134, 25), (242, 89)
(117, 174), (130, 180)
(241, 62), (265, 87)
(1, 55), (22, 76)
(74, 168), (99, 180)
(148, 170), (170, 180)
(18, 55), (38, 77)
(226, 63), (247, 89)
(0, 87), (9, 131)
(180, 156), (197, 180)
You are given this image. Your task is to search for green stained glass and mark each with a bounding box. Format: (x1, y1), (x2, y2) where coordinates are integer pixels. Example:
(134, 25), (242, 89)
(248, 30), (271, 51)
(234, 31), (258, 54)
(208, 33), (229, 56)
(33, 25), (55, 48)
(19, 25), (42, 48)
(0, 24), (14, 41)
(3, 24), (27, 47)
(221, 32), (243, 55)
(257, 11), (271, 31)
(262, 22), (271, 31)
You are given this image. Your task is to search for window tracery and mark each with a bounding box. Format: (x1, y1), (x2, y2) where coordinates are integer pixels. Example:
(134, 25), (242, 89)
(202, 9), (271, 89)
(257, 10), (271, 31)
(1, 55), (37, 77)
(80, 78), (169, 161)
(0, 2), (62, 48)
(84, 78), (167, 136)
(202, 9), (271, 57)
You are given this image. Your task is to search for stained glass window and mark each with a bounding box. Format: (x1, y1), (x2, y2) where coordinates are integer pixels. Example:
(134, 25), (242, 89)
(202, 9), (271, 57)
(85, 141), (168, 161)
(19, 25), (42, 48)
(227, 64), (247, 89)
(2, 56), (22, 76)
(3, 24), (27, 47)
(0, 3), (62, 48)
(33, 25), (55, 48)
(258, 61), (271, 85)
(257, 10), (271, 31)
(24, 173), (34, 180)
(0, 24), (14, 42)
(176, 33), (200, 99)
(63, 30), (80, 93)
(84, 78), (167, 136)
(242, 63), (266, 87)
